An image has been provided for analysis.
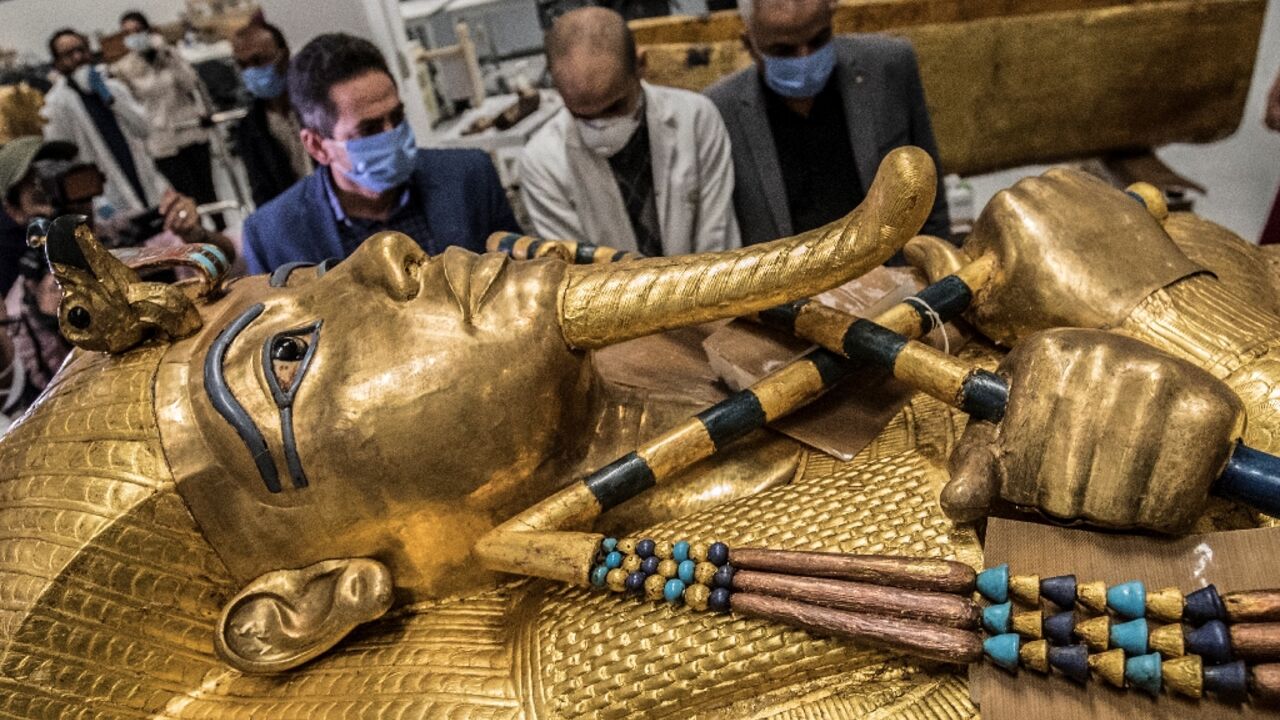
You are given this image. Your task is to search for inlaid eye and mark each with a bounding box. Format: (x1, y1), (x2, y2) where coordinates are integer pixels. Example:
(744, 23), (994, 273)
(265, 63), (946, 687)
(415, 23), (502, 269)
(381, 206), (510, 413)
(271, 336), (307, 362)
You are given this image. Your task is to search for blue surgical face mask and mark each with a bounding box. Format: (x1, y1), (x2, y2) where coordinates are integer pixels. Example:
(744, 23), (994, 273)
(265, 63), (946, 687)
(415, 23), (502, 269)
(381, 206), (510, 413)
(124, 32), (151, 53)
(340, 121), (418, 193)
(241, 64), (286, 100)
(762, 41), (837, 99)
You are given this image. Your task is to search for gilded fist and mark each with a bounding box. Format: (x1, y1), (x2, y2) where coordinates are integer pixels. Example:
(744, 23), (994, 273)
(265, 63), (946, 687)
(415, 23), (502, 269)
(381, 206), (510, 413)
(908, 169), (1200, 346)
(941, 328), (1244, 534)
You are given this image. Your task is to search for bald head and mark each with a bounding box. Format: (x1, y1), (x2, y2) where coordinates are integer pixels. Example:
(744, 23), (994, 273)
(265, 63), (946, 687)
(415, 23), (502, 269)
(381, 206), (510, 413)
(546, 7), (642, 119)
(742, 0), (835, 61)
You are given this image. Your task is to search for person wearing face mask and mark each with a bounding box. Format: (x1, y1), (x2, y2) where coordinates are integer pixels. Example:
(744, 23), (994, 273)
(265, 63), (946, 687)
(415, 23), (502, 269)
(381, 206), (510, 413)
(705, 0), (950, 252)
(41, 28), (170, 220)
(240, 33), (520, 275)
(0, 136), (236, 414)
(111, 11), (224, 230)
(519, 7), (739, 256)
(231, 19), (312, 207)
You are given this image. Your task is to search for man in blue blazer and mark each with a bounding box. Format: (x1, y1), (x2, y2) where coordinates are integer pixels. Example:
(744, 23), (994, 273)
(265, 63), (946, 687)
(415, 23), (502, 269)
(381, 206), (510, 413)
(242, 33), (520, 275)
(706, 0), (950, 250)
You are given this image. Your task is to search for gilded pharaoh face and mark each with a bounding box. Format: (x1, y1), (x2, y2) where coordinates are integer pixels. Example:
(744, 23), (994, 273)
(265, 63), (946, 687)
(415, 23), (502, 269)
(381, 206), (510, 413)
(159, 233), (597, 598)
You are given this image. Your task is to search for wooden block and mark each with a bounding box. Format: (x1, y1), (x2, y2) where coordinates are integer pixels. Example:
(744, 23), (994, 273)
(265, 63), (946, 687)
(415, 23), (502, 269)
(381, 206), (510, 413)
(729, 569), (981, 628)
(1224, 590), (1280, 623)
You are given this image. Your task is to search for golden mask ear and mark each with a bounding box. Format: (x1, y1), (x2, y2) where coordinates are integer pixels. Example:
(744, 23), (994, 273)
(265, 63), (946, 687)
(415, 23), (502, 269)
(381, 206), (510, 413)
(215, 558), (394, 674)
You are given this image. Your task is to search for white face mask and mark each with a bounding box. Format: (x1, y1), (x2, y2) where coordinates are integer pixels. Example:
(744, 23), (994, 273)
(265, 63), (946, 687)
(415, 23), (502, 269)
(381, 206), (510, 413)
(71, 64), (93, 88)
(124, 32), (151, 53)
(575, 95), (643, 158)
(575, 115), (641, 158)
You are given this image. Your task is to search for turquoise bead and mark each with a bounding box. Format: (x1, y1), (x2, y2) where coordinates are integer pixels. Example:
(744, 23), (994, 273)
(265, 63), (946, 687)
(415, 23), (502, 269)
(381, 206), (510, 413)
(1110, 618), (1149, 655)
(678, 559), (696, 585)
(977, 564), (1009, 603)
(983, 601), (1012, 635)
(664, 578), (686, 603)
(984, 633), (1021, 671)
(1108, 581), (1147, 619)
(602, 537), (618, 553)
(604, 551), (623, 569)
(590, 565), (609, 587)
(1125, 652), (1163, 695)
(672, 541), (690, 562)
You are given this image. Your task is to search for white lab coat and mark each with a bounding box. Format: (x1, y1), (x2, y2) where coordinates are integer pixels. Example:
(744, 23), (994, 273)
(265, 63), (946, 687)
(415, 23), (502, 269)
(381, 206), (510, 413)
(41, 69), (170, 216)
(519, 82), (741, 255)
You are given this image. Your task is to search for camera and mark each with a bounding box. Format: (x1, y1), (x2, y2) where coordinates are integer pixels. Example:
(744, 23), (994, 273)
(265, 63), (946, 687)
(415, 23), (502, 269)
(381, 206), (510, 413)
(30, 158), (105, 215)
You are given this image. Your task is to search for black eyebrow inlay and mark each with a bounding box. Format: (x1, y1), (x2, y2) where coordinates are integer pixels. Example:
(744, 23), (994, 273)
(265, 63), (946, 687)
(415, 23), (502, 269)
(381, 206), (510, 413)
(262, 320), (322, 490)
(204, 303), (282, 492)
(269, 261), (313, 288)
(315, 258), (340, 277)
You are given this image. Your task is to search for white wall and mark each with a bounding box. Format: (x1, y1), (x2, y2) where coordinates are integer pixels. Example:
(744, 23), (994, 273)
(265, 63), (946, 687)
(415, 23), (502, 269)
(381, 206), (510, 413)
(254, 0), (374, 50)
(0, 0), (189, 62)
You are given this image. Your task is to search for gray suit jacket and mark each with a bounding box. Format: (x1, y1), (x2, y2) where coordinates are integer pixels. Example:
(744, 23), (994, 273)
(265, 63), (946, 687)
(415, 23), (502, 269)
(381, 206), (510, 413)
(706, 35), (950, 246)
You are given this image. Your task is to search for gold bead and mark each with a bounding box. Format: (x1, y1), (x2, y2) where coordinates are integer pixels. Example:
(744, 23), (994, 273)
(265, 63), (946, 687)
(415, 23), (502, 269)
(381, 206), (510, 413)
(1019, 639), (1050, 673)
(1075, 615), (1111, 652)
(1125, 181), (1169, 222)
(644, 574), (666, 601)
(1146, 587), (1185, 624)
(1012, 610), (1043, 639)
(606, 569), (627, 593)
(658, 559), (679, 578)
(689, 542), (708, 562)
(1150, 623), (1185, 658)
(1010, 575), (1040, 606)
(617, 538), (637, 555)
(1088, 648), (1126, 687)
(684, 583), (710, 611)
(1077, 580), (1108, 614)
(654, 540), (673, 559)
(694, 561), (717, 585)
(1163, 655), (1203, 698)
(622, 553), (642, 573)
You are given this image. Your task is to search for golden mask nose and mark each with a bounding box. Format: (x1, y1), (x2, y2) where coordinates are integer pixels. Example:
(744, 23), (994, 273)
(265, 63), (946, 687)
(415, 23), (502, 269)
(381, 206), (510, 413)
(339, 231), (428, 301)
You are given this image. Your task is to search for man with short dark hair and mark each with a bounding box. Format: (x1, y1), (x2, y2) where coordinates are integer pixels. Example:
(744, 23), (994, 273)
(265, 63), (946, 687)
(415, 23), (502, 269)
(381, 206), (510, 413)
(241, 33), (520, 274)
(231, 20), (310, 206)
(42, 28), (171, 218)
(520, 7), (739, 255)
(706, 0), (949, 250)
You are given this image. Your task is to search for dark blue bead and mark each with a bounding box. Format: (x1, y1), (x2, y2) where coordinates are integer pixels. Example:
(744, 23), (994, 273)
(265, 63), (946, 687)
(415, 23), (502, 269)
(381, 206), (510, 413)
(1043, 611), (1077, 646)
(1186, 620), (1234, 665)
(636, 539), (656, 558)
(713, 565), (736, 589)
(641, 556), (661, 575)
(1185, 585), (1226, 624)
(708, 587), (732, 612)
(1040, 575), (1077, 609)
(707, 542), (730, 566)
(1047, 644), (1090, 684)
(625, 571), (647, 594)
(1204, 660), (1249, 700)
